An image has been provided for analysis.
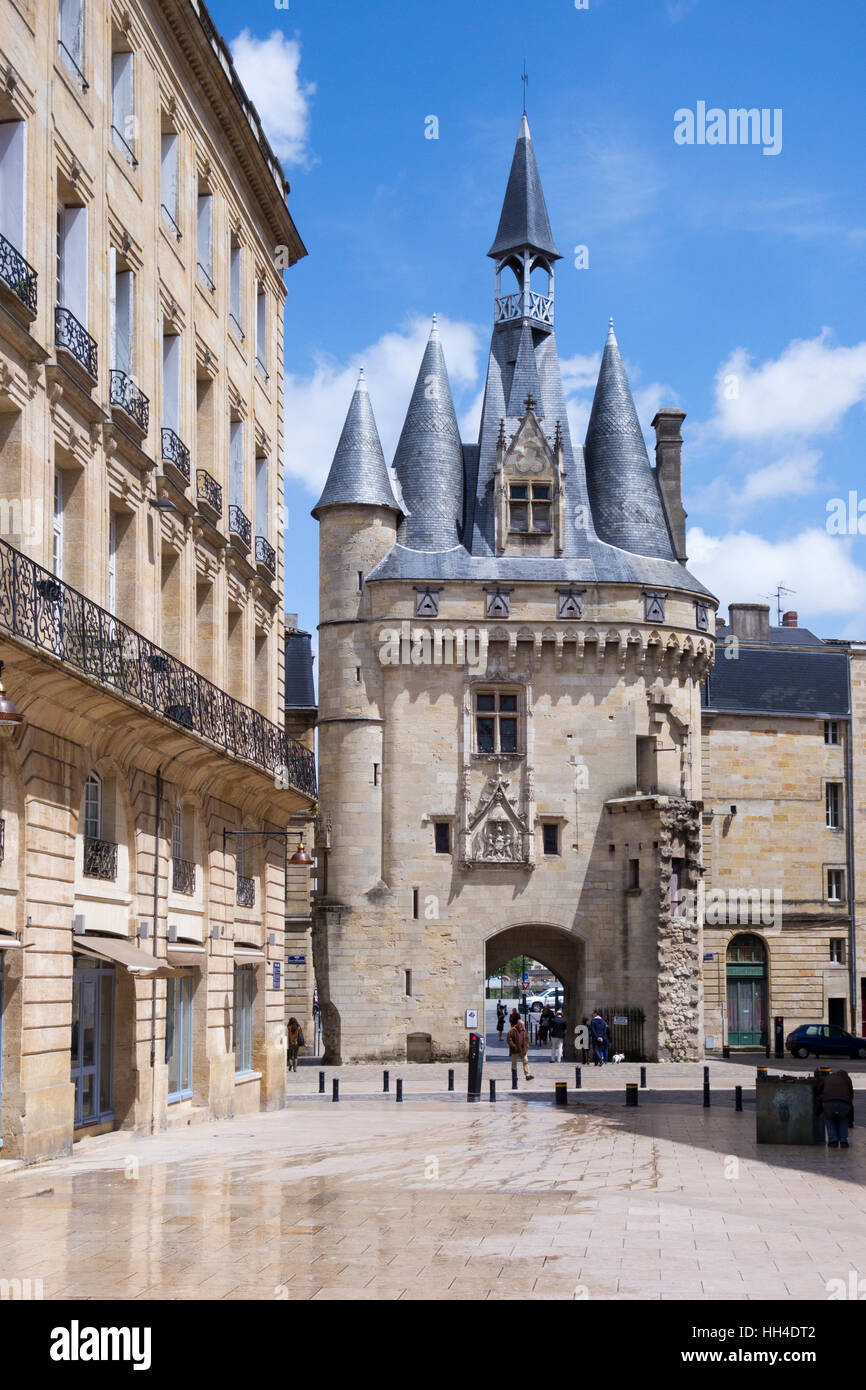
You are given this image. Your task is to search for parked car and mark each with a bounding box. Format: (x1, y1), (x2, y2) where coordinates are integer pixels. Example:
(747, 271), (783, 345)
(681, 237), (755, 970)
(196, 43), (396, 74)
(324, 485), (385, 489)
(526, 987), (563, 1013)
(786, 1023), (866, 1060)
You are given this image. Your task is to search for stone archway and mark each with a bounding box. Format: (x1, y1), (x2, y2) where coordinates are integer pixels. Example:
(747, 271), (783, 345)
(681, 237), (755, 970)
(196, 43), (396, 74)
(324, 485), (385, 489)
(485, 923), (585, 1060)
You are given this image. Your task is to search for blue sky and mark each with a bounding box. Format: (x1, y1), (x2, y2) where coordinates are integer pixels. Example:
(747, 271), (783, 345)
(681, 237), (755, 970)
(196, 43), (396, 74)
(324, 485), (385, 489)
(208, 0), (866, 648)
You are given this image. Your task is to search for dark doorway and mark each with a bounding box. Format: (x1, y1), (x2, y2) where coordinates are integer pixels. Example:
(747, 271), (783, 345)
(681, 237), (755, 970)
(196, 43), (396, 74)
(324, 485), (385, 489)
(828, 997), (846, 1030)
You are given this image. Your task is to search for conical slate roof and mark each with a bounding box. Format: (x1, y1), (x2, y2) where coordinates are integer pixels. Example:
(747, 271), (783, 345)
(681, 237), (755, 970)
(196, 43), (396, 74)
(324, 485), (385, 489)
(392, 318), (465, 551)
(584, 321), (676, 561)
(506, 321), (542, 417)
(312, 370), (402, 518)
(488, 115), (561, 262)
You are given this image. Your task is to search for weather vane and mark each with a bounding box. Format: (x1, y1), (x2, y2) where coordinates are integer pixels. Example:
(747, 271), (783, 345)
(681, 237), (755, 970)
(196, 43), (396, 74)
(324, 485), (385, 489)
(522, 61), (528, 115)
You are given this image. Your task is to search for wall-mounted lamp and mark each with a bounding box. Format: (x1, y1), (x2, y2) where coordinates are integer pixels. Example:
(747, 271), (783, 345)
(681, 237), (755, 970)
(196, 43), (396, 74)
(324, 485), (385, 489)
(730, 805), (738, 816)
(289, 835), (312, 865)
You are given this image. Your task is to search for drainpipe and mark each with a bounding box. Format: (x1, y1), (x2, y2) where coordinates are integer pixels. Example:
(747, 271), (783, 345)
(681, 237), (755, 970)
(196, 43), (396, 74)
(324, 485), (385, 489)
(150, 766), (162, 1135)
(844, 662), (858, 1033)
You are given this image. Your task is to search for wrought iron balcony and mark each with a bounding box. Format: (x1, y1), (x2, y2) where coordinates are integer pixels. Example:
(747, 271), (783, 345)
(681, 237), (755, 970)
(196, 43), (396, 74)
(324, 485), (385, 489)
(494, 290), (554, 328)
(0, 232), (38, 316)
(0, 537), (317, 796)
(229, 505), (251, 549)
(196, 469), (222, 517)
(110, 370), (149, 434)
(236, 875), (255, 908)
(255, 536), (276, 575)
(83, 836), (118, 881)
(161, 427), (190, 482)
(172, 857), (196, 896)
(55, 307), (98, 380)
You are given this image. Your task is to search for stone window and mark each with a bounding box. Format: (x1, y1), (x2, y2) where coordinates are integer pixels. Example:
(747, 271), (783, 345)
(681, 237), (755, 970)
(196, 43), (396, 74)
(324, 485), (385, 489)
(541, 822), (559, 856)
(160, 126), (180, 238)
(825, 782), (842, 830)
(695, 601), (709, 631)
(827, 868), (845, 903)
(830, 937), (845, 963)
(83, 772), (102, 839)
(645, 591), (667, 623)
(485, 589), (510, 619)
(111, 49), (135, 164)
(415, 588), (439, 618)
(508, 482), (551, 534)
(557, 590), (583, 619)
(434, 821), (451, 854)
(628, 858), (640, 890)
(824, 720), (840, 746)
(474, 690), (520, 754)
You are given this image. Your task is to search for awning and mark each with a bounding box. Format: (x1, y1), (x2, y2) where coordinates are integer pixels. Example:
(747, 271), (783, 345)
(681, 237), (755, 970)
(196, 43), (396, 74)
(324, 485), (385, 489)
(73, 935), (185, 976)
(0, 935), (23, 949)
(167, 945), (206, 967)
(234, 947), (266, 961)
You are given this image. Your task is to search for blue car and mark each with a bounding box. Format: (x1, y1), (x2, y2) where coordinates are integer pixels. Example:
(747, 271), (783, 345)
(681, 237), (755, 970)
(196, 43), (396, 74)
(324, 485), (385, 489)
(786, 1023), (866, 1060)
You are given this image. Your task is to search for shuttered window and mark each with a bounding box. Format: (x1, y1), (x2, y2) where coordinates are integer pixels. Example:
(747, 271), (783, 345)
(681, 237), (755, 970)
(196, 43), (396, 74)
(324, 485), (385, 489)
(0, 122), (25, 249)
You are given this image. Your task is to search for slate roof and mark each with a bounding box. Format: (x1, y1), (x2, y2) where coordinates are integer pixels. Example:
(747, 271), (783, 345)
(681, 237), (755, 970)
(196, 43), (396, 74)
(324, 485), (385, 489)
(312, 370), (402, 518)
(488, 115), (561, 262)
(702, 646), (849, 717)
(392, 318), (465, 552)
(285, 630), (317, 710)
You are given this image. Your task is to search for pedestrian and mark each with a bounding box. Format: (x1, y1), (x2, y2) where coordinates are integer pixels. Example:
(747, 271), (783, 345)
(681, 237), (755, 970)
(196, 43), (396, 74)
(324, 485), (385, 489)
(816, 1068), (854, 1147)
(590, 1009), (609, 1066)
(580, 1016), (590, 1065)
(507, 1015), (534, 1081)
(496, 1001), (507, 1039)
(550, 1009), (567, 1064)
(287, 1016), (305, 1072)
(538, 1002), (554, 1046)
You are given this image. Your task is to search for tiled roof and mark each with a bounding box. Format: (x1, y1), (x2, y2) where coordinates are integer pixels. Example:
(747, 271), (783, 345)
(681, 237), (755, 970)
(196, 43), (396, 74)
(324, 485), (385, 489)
(284, 630), (317, 710)
(703, 646), (849, 716)
(392, 319), (465, 552)
(488, 116), (561, 261)
(312, 371), (402, 518)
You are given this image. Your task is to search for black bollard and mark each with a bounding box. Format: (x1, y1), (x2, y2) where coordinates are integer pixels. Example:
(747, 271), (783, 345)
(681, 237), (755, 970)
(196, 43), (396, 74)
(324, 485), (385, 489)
(332, 1078), (339, 1102)
(703, 1078), (711, 1108)
(575, 1065), (582, 1090)
(626, 1082), (638, 1107)
(555, 1081), (568, 1107)
(756, 1066), (768, 1080)
(735, 1085), (743, 1112)
(512, 1067), (518, 1090)
(489, 1079), (496, 1103)
(723, 1045), (730, 1059)
(703, 1065), (710, 1085)
(765, 1042), (771, 1059)
(396, 1078), (403, 1103)
(319, 1071), (325, 1094)
(383, 1069), (389, 1094)
(448, 1068), (454, 1092)
(640, 1066), (647, 1089)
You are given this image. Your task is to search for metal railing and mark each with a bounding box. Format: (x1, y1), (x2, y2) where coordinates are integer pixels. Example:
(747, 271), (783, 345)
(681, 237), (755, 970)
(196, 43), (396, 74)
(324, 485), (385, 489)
(255, 536), (276, 574)
(83, 836), (118, 881)
(229, 311), (244, 341)
(494, 290), (554, 327)
(228, 505), (251, 548)
(236, 875), (255, 908)
(255, 354), (269, 382)
(196, 469), (222, 517)
(161, 427), (190, 482)
(111, 125), (138, 167)
(55, 307), (98, 379)
(0, 232), (38, 314)
(58, 40), (88, 91)
(161, 204), (182, 240)
(109, 370), (149, 433)
(197, 262), (216, 293)
(172, 857), (196, 896)
(0, 537), (317, 795)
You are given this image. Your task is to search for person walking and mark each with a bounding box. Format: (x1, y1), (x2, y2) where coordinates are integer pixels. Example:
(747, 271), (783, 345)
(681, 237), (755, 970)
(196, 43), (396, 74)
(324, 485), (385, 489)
(496, 1001), (507, 1040)
(550, 1010), (567, 1064)
(507, 1015), (534, 1081)
(590, 1010), (609, 1066)
(538, 1002), (554, 1046)
(816, 1068), (854, 1147)
(286, 1017), (305, 1072)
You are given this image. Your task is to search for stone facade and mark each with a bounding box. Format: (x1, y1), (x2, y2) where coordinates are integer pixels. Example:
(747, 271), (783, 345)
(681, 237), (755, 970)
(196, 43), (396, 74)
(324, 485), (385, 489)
(0, 0), (314, 1160)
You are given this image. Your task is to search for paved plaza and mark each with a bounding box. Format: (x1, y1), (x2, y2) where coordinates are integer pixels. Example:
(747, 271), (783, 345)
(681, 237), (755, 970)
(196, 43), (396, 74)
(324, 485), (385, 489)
(0, 1058), (864, 1301)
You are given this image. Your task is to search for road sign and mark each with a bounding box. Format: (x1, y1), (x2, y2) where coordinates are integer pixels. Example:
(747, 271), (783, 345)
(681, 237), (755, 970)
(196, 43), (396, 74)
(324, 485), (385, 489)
(287, 954), (306, 964)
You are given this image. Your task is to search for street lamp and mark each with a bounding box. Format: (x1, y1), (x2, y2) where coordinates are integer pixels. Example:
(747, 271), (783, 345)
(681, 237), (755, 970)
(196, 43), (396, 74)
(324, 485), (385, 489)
(289, 834), (312, 865)
(0, 662), (23, 737)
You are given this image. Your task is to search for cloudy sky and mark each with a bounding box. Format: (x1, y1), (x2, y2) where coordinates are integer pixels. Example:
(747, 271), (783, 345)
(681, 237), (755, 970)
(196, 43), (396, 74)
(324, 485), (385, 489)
(207, 0), (866, 645)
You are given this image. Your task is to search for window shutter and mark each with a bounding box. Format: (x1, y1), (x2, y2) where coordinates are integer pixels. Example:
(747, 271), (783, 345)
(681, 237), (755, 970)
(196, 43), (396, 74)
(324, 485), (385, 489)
(62, 205), (88, 325)
(162, 331), (180, 434)
(256, 286), (266, 363)
(230, 421), (244, 507)
(255, 456), (268, 536)
(111, 51), (134, 145)
(114, 268), (133, 375)
(61, 0), (84, 70)
(196, 194), (212, 275)
(0, 121), (26, 248)
(161, 132), (178, 219)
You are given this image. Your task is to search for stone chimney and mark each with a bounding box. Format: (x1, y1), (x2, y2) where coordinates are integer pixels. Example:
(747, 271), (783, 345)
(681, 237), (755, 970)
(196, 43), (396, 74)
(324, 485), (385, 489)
(727, 603), (770, 643)
(651, 408), (687, 562)
(782, 610), (799, 628)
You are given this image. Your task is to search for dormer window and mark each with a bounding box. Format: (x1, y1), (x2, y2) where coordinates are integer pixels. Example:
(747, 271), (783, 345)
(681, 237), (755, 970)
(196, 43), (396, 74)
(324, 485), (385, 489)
(558, 589), (583, 620)
(509, 482), (551, 534)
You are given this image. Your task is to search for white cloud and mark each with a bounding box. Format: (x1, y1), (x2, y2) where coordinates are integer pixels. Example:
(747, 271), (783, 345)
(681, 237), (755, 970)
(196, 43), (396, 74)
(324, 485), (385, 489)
(284, 317), (483, 493)
(687, 525), (866, 623)
(230, 30), (315, 166)
(693, 450), (823, 519)
(710, 331), (866, 441)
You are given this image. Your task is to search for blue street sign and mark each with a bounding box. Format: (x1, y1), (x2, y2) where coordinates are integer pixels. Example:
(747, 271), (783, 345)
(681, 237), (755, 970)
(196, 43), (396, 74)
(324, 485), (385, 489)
(287, 954), (306, 964)
(273, 962), (281, 989)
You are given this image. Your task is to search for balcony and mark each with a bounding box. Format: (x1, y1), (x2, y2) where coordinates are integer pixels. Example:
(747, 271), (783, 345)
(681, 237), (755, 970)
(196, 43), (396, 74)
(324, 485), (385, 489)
(0, 537), (317, 796)
(0, 233), (38, 318)
(55, 307), (98, 382)
(236, 875), (255, 909)
(83, 836), (118, 881)
(494, 290), (554, 329)
(196, 469), (222, 521)
(255, 536), (276, 577)
(229, 504), (251, 552)
(172, 857), (196, 896)
(110, 370), (149, 435)
(161, 427), (191, 485)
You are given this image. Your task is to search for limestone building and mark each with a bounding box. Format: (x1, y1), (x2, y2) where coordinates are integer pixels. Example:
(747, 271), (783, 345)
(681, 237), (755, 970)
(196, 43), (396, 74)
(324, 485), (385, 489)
(313, 118), (717, 1064)
(0, 0), (315, 1160)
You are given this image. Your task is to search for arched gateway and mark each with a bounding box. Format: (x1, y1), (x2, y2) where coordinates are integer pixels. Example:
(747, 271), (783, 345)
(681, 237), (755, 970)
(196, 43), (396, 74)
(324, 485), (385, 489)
(486, 924), (584, 1060)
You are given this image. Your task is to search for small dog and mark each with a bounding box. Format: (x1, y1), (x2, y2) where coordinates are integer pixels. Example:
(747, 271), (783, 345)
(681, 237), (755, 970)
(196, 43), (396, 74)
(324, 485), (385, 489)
(611, 1053), (625, 1064)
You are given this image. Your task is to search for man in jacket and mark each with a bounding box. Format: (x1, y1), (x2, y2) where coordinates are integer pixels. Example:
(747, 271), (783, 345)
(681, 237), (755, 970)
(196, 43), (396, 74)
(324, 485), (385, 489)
(506, 1017), (534, 1081)
(550, 1010), (567, 1064)
(816, 1069), (855, 1147)
(590, 1010), (609, 1066)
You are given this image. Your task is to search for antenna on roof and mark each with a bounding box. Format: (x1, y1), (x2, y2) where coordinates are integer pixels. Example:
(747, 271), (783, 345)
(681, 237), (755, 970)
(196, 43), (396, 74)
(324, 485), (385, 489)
(765, 582), (796, 626)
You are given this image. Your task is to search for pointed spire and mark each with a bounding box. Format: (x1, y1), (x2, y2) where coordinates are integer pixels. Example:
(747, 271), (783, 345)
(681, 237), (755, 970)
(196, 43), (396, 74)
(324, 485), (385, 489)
(583, 322), (676, 561)
(488, 116), (561, 261)
(312, 372), (402, 519)
(392, 322), (465, 551)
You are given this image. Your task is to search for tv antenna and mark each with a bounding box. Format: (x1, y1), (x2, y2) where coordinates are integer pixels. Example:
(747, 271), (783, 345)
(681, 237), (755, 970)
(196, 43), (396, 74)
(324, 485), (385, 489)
(765, 583), (796, 626)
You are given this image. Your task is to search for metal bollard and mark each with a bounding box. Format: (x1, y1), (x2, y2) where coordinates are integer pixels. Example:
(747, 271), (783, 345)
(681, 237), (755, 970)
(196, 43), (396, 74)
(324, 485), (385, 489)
(735, 1085), (743, 1112)
(319, 1071), (325, 1094)
(332, 1078), (339, 1102)
(703, 1065), (710, 1085)
(703, 1079), (711, 1108)
(765, 1042), (771, 1059)
(625, 1082), (638, 1107)
(640, 1066), (647, 1089)
(756, 1066), (768, 1078)
(555, 1081), (568, 1107)
(512, 1067), (518, 1090)
(489, 1079), (496, 1103)
(448, 1068), (454, 1092)
(575, 1066), (582, 1089)
(383, 1069), (389, 1094)
(722, 1045), (730, 1059)
(396, 1078), (403, 1103)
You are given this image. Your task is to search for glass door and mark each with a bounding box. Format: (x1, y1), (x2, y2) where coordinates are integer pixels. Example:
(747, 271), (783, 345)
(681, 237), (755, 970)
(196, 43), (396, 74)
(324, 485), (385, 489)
(71, 956), (115, 1127)
(166, 975), (193, 1102)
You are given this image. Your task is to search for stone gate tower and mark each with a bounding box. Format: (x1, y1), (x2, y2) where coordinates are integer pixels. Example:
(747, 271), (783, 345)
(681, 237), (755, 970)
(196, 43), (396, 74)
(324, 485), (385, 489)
(313, 118), (717, 1063)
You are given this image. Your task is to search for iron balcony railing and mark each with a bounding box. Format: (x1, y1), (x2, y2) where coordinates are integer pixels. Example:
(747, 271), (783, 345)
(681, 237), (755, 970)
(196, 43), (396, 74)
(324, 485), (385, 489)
(0, 538), (317, 796)
(197, 262), (216, 293)
(255, 355), (269, 383)
(255, 536), (276, 574)
(172, 857), (196, 896)
(111, 125), (138, 167)
(196, 469), (222, 517)
(229, 505), (251, 549)
(161, 204), (182, 241)
(83, 836), (118, 881)
(161, 427), (191, 482)
(56, 307), (98, 380)
(110, 370), (149, 433)
(0, 232), (38, 315)
(236, 875), (255, 908)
